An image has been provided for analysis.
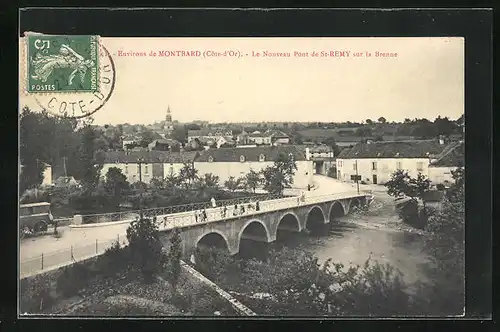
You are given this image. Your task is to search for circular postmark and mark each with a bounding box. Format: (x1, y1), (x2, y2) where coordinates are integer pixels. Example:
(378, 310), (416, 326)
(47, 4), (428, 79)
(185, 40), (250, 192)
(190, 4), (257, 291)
(28, 41), (116, 119)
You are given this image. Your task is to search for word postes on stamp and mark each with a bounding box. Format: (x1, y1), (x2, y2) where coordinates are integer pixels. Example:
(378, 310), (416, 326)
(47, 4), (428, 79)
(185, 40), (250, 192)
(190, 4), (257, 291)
(23, 34), (116, 119)
(27, 35), (99, 93)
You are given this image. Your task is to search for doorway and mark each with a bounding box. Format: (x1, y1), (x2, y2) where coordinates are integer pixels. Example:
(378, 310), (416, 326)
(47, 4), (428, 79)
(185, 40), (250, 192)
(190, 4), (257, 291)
(372, 174), (378, 184)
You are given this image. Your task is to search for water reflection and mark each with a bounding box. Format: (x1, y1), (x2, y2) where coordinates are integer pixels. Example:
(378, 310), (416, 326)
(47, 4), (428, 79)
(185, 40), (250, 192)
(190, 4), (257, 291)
(237, 217), (431, 287)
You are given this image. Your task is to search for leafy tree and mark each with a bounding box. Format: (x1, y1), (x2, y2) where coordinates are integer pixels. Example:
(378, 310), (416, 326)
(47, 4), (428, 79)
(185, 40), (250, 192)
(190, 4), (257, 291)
(149, 177), (165, 190)
(78, 125), (103, 192)
(434, 116), (457, 137)
(165, 228), (182, 293)
(385, 170), (430, 203)
(224, 176), (242, 192)
(201, 173), (220, 188)
(408, 173), (431, 207)
(171, 125), (187, 143)
(178, 162), (198, 189)
(185, 123), (201, 131)
(261, 153), (297, 195)
(164, 173), (181, 189)
(377, 117), (387, 124)
(126, 217), (164, 281)
(365, 119), (373, 125)
(323, 137), (341, 157)
(139, 129), (160, 148)
(421, 178), (465, 314)
(244, 169), (262, 193)
(104, 167), (130, 203)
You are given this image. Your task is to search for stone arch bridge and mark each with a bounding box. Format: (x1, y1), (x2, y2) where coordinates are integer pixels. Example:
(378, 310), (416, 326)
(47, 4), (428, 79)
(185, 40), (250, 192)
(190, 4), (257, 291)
(159, 193), (370, 257)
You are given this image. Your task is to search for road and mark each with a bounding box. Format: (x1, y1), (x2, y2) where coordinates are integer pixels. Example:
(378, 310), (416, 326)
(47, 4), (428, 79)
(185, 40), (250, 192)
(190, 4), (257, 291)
(19, 175), (364, 278)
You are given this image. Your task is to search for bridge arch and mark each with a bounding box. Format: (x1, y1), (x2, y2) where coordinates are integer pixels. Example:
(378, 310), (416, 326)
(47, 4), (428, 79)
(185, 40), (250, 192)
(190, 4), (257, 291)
(275, 212), (301, 234)
(195, 231), (231, 253)
(238, 219), (271, 243)
(328, 201), (345, 222)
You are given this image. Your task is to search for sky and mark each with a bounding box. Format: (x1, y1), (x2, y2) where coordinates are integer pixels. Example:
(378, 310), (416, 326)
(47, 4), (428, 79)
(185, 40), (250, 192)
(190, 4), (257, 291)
(19, 37), (464, 125)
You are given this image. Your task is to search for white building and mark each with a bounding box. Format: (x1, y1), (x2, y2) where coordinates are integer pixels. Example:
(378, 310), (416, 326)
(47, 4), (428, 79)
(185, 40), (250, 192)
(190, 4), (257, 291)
(247, 131), (272, 145)
(187, 129), (233, 144)
(336, 139), (459, 185)
(194, 146), (314, 189)
(99, 151), (199, 184)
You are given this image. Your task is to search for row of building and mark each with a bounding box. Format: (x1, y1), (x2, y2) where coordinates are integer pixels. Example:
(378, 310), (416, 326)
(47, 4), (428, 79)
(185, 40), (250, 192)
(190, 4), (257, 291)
(98, 137), (463, 190)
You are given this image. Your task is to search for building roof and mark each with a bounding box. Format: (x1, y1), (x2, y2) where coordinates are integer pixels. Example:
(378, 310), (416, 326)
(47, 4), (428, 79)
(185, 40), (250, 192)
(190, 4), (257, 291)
(195, 145), (306, 162)
(150, 139), (180, 146)
(429, 141), (464, 167)
(187, 129), (211, 137)
(337, 140), (448, 159)
(248, 131), (270, 138)
(102, 151), (199, 164)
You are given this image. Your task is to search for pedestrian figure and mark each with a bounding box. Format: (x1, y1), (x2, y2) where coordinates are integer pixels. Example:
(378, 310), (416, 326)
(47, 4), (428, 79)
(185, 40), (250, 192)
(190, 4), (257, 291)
(240, 205), (245, 214)
(233, 204), (238, 216)
(195, 210), (199, 223)
(211, 197), (217, 208)
(248, 203), (253, 212)
(223, 206), (227, 218)
(202, 209), (207, 222)
(256, 201), (260, 211)
(308, 184), (311, 191)
(163, 217), (167, 227)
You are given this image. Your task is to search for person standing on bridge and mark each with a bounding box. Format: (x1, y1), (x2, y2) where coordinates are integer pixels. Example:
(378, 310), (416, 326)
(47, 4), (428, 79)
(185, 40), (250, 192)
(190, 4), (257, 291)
(240, 204), (245, 215)
(194, 210), (199, 223)
(202, 209), (208, 222)
(256, 201), (260, 211)
(233, 204), (238, 216)
(211, 197), (217, 208)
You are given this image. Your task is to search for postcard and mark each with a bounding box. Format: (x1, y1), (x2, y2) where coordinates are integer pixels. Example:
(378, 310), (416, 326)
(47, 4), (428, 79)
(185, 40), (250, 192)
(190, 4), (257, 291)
(19, 34), (465, 318)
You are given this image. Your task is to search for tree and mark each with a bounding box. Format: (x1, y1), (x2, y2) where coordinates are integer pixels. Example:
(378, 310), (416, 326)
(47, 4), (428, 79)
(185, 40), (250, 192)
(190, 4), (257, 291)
(139, 129), (160, 148)
(201, 173), (220, 188)
(323, 137), (341, 157)
(244, 169), (262, 193)
(378, 117), (387, 124)
(261, 153), (298, 195)
(165, 228), (182, 293)
(78, 125), (103, 192)
(433, 116), (457, 137)
(164, 173), (181, 189)
(104, 167), (130, 203)
(385, 170), (430, 203)
(126, 217), (164, 281)
(365, 119), (373, 125)
(422, 178), (464, 314)
(178, 162), (198, 189)
(224, 176), (242, 192)
(171, 125), (187, 143)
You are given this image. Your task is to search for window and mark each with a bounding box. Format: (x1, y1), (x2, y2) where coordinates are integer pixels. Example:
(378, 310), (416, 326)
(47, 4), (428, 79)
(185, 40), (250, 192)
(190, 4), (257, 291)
(416, 162), (424, 171)
(396, 161), (402, 170)
(372, 162), (377, 171)
(338, 161), (343, 167)
(259, 154), (266, 162)
(169, 166), (174, 175)
(124, 164), (128, 174)
(240, 155), (246, 162)
(208, 156), (214, 162)
(144, 164), (149, 174)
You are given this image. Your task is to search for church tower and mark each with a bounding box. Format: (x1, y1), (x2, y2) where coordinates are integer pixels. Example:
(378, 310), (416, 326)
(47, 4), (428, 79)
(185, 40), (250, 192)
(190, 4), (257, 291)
(165, 106), (174, 136)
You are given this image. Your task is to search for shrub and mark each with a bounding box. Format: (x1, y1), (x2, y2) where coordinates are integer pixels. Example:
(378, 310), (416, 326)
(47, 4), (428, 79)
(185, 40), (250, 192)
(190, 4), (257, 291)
(396, 200), (427, 229)
(56, 262), (92, 297)
(126, 218), (165, 281)
(93, 241), (130, 277)
(20, 275), (55, 313)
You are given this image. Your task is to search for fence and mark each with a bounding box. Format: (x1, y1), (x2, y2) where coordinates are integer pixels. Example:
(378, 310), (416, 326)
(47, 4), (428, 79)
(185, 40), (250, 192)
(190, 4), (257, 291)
(20, 234), (128, 279)
(21, 191), (369, 278)
(80, 193), (283, 224)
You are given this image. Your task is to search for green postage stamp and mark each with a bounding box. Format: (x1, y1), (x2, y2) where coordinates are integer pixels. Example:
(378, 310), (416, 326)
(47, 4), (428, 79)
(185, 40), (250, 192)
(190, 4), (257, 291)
(27, 35), (99, 93)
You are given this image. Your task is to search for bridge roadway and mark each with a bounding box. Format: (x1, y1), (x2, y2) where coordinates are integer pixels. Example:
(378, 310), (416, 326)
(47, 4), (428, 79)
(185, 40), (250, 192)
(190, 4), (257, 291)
(19, 176), (370, 278)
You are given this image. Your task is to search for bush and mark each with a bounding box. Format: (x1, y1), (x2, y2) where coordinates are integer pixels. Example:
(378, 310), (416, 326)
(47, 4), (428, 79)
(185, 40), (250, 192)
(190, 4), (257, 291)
(126, 218), (165, 281)
(56, 262), (92, 297)
(93, 241), (130, 277)
(20, 275), (55, 313)
(396, 200), (427, 229)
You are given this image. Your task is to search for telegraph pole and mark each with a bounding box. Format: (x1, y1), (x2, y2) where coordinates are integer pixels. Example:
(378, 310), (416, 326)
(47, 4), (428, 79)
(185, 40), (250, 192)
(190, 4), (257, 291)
(355, 159), (360, 194)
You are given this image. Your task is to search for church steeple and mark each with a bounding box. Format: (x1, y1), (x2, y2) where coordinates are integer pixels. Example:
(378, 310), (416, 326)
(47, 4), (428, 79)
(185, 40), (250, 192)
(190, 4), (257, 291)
(165, 106), (174, 137)
(166, 105), (172, 122)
